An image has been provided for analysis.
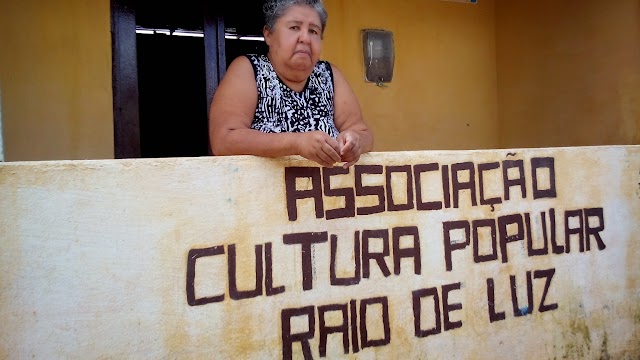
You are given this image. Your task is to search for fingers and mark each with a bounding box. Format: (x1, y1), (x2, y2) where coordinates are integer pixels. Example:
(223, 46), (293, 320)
(337, 131), (354, 154)
(342, 156), (360, 168)
(314, 151), (333, 167)
(298, 131), (341, 167)
(325, 138), (342, 163)
(316, 144), (340, 167)
(322, 145), (341, 164)
(340, 136), (356, 156)
(341, 146), (360, 168)
(335, 131), (362, 167)
(340, 143), (360, 163)
(298, 131), (363, 168)
(317, 136), (341, 166)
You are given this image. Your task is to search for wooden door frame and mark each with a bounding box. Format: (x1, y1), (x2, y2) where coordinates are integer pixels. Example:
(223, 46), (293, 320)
(0, 84), (4, 162)
(111, 0), (140, 158)
(204, 2), (227, 112)
(110, 0), (226, 158)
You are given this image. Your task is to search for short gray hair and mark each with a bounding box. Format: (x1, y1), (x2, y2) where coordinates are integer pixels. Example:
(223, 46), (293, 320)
(263, 0), (328, 34)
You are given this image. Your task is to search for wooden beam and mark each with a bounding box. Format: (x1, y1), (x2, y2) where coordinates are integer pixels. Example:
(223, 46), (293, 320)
(204, 7), (227, 110)
(204, 5), (227, 155)
(111, 0), (141, 159)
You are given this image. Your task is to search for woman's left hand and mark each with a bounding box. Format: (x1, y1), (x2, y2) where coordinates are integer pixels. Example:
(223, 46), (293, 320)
(337, 130), (362, 168)
(331, 64), (373, 168)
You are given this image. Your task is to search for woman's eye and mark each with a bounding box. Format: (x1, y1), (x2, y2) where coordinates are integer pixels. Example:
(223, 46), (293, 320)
(290, 26), (300, 30)
(310, 29), (318, 35)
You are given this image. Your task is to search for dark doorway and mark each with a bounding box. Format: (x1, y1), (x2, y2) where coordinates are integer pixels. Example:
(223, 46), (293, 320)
(136, 33), (207, 157)
(134, 1), (213, 158)
(111, 0), (267, 158)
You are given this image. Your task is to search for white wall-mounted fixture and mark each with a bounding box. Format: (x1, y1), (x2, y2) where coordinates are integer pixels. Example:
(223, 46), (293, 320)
(362, 29), (394, 87)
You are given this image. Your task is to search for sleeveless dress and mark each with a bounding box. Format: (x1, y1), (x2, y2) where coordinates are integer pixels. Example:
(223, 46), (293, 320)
(245, 54), (339, 138)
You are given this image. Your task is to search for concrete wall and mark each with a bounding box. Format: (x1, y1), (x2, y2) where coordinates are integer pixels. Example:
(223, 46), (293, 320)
(1, 146), (639, 358)
(496, 0), (640, 148)
(0, 0), (114, 161)
(323, 0), (500, 151)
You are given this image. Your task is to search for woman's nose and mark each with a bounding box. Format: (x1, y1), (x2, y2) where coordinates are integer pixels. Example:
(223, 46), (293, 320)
(298, 29), (311, 44)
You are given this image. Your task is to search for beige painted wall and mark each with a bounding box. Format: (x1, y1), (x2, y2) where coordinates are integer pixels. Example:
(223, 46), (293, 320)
(0, 0), (114, 161)
(322, 0), (500, 151)
(1, 147), (639, 358)
(496, 0), (640, 148)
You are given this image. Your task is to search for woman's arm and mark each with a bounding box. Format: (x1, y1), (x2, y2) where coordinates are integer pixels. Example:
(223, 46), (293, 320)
(331, 64), (374, 168)
(209, 57), (342, 167)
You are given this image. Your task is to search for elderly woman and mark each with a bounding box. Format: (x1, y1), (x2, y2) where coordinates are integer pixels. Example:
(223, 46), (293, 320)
(209, 0), (373, 168)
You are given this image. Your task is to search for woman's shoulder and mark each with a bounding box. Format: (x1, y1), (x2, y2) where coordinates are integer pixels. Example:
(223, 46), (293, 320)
(226, 55), (261, 79)
(229, 55), (260, 68)
(228, 55), (253, 70)
(215, 56), (259, 93)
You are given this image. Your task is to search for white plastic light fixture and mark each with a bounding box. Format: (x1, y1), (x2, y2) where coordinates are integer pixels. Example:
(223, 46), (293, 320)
(362, 29), (394, 86)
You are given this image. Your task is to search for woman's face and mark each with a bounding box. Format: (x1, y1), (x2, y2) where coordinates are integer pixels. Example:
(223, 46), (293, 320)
(264, 5), (323, 72)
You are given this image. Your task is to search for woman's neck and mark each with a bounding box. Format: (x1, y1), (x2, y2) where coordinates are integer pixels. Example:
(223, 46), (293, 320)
(268, 53), (313, 93)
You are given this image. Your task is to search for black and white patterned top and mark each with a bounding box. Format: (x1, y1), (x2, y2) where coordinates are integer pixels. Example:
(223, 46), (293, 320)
(246, 54), (339, 138)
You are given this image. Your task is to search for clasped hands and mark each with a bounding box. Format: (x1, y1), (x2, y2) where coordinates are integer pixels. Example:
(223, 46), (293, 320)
(296, 130), (362, 168)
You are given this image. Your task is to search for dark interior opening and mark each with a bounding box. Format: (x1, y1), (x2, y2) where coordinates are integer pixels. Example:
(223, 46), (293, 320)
(133, 0), (268, 158)
(137, 34), (208, 158)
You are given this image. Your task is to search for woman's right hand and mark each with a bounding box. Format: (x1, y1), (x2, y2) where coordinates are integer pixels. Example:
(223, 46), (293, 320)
(295, 131), (342, 167)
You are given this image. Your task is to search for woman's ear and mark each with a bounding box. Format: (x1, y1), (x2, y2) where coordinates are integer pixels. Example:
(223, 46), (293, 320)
(263, 26), (272, 46)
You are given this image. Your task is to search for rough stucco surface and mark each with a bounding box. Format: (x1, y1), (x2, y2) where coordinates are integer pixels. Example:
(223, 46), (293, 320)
(0, 146), (638, 359)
